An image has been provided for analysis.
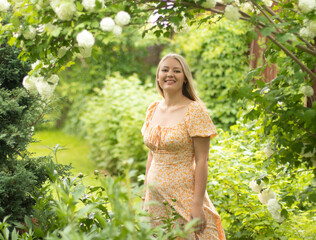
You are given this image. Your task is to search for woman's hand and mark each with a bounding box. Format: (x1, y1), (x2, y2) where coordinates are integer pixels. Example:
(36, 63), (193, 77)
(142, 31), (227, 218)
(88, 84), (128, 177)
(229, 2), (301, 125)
(190, 204), (207, 235)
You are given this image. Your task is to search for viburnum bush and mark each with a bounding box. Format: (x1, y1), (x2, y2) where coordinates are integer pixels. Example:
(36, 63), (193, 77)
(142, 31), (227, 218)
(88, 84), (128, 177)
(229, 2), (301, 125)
(0, 0), (133, 97)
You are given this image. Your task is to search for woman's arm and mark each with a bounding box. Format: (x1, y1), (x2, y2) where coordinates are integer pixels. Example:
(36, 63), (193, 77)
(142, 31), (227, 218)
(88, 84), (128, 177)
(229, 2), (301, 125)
(191, 136), (210, 234)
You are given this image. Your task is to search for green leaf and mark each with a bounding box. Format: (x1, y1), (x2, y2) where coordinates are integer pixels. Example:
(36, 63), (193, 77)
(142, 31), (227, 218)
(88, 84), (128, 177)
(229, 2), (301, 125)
(8, 37), (16, 46)
(309, 193), (316, 203)
(261, 27), (275, 36)
(76, 2), (84, 11)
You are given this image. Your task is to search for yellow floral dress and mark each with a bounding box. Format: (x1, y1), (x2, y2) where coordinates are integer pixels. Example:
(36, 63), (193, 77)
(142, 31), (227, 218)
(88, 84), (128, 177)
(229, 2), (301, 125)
(142, 101), (226, 240)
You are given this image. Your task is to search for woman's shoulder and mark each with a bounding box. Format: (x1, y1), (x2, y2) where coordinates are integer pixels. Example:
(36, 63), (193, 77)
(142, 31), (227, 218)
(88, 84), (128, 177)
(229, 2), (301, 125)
(147, 101), (160, 111)
(187, 100), (208, 114)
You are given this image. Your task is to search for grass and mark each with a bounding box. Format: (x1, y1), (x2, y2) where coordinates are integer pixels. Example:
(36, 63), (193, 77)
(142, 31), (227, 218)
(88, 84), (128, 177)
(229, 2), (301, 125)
(28, 129), (99, 186)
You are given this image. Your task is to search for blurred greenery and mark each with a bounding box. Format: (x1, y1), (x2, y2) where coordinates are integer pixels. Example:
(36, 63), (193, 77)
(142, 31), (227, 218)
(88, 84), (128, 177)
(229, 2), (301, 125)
(29, 129), (98, 186)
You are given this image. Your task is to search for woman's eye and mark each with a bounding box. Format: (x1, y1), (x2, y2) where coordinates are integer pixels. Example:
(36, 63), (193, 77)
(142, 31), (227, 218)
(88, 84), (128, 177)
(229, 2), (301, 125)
(175, 70), (181, 73)
(162, 69), (168, 72)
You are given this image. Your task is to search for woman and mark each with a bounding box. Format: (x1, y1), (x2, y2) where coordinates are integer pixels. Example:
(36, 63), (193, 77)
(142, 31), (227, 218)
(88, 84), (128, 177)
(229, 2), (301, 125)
(141, 53), (225, 240)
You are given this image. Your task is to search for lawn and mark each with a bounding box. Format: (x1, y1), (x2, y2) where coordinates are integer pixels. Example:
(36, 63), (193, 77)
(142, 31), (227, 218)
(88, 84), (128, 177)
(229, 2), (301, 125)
(28, 129), (99, 186)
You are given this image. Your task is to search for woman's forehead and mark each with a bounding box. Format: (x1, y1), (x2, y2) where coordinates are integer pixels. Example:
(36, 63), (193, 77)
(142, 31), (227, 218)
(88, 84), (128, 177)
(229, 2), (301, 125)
(161, 58), (182, 68)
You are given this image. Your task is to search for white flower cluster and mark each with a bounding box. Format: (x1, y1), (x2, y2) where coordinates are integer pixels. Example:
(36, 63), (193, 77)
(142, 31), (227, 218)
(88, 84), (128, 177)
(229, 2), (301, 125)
(264, 145), (274, 158)
(99, 11), (130, 36)
(267, 199), (284, 222)
(23, 26), (37, 40)
(100, 17), (115, 31)
(249, 178), (284, 222)
(300, 20), (316, 39)
(50, 0), (77, 21)
(115, 11), (131, 26)
(82, 0), (95, 11)
(224, 5), (240, 21)
(263, 0), (272, 7)
(249, 180), (265, 193)
(22, 60), (59, 99)
(301, 85), (314, 97)
(298, 0), (316, 13)
(23, 74), (59, 99)
(201, 0), (217, 9)
(258, 188), (276, 204)
(0, 0), (10, 12)
(76, 29), (95, 58)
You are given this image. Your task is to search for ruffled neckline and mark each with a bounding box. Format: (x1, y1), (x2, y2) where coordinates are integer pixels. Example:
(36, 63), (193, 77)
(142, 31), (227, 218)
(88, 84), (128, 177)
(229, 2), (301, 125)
(148, 101), (196, 129)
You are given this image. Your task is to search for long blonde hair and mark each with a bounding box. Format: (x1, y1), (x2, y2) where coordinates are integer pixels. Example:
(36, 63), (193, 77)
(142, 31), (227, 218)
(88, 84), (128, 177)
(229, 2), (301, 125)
(155, 53), (199, 101)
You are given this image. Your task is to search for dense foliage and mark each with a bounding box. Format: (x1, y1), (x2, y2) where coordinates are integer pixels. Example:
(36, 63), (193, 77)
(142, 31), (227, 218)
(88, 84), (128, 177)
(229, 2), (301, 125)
(0, 167), (198, 240)
(81, 74), (157, 175)
(208, 124), (315, 239)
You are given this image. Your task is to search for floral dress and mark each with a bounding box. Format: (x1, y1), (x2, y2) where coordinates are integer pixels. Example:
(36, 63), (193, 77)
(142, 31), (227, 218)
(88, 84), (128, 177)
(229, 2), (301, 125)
(141, 101), (226, 240)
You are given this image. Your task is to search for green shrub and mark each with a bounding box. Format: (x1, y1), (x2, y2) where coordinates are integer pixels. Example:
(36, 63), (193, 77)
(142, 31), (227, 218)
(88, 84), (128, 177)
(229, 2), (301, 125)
(207, 123), (315, 239)
(81, 74), (157, 175)
(0, 42), (70, 223)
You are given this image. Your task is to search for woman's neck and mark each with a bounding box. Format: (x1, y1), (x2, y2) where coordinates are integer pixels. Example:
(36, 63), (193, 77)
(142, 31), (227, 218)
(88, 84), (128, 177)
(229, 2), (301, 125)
(163, 91), (187, 107)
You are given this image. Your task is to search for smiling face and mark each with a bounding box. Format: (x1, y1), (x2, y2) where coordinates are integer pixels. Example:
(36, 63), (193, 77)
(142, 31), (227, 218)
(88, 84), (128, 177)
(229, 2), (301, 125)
(157, 57), (186, 95)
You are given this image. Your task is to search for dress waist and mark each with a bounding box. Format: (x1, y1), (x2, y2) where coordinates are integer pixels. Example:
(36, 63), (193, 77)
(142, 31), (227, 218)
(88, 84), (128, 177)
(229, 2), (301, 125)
(152, 151), (194, 166)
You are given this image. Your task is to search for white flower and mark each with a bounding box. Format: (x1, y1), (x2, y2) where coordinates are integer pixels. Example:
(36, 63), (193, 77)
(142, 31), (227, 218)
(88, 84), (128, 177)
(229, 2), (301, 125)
(114, 11), (131, 26)
(267, 199), (284, 222)
(100, 17), (115, 31)
(258, 189), (276, 204)
(47, 74), (59, 86)
(112, 25), (122, 36)
(35, 78), (56, 99)
(201, 0), (216, 8)
(45, 23), (59, 35)
(301, 85), (314, 97)
(79, 47), (92, 58)
(0, 0), (10, 12)
(222, 0), (233, 4)
(264, 145), (274, 158)
(240, 2), (254, 12)
(23, 26), (37, 40)
(224, 5), (240, 21)
(308, 21), (316, 36)
(267, 199), (281, 213)
(55, 2), (76, 21)
(50, 0), (60, 10)
(298, 0), (316, 13)
(57, 46), (68, 58)
(300, 27), (314, 39)
(23, 76), (38, 93)
(76, 29), (95, 48)
(249, 180), (265, 193)
(263, 0), (272, 7)
(82, 0), (95, 11)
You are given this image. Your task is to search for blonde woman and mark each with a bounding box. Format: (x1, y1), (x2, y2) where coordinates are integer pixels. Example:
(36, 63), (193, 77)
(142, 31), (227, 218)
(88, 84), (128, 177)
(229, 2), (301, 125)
(141, 53), (226, 240)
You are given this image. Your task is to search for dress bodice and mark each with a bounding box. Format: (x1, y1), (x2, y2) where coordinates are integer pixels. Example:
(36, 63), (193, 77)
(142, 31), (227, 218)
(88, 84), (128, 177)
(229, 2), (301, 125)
(142, 101), (217, 165)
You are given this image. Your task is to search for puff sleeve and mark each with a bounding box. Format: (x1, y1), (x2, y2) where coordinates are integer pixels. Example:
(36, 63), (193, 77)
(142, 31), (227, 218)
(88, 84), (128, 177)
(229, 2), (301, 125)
(186, 101), (218, 138)
(141, 101), (159, 135)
